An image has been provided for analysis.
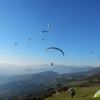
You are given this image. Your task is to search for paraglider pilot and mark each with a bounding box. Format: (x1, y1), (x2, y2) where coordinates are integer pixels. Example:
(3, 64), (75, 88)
(70, 88), (75, 98)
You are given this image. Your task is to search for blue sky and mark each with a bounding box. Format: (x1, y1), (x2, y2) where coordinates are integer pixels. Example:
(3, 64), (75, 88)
(0, 0), (100, 67)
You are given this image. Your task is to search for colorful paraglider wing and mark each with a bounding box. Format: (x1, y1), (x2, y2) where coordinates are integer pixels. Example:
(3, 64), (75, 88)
(95, 56), (100, 59)
(96, 56), (100, 58)
(48, 24), (50, 30)
(39, 30), (48, 34)
(93, 90), (100, 98)
(45, 47), (64, 56)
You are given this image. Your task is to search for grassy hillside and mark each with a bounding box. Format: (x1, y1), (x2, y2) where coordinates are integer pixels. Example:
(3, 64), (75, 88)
(1, 71), (100, 100)
(46, 86), (100, 100)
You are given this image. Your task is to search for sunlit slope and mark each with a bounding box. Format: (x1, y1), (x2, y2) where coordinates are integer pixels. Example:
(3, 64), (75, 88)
(46, 86), (100, 100)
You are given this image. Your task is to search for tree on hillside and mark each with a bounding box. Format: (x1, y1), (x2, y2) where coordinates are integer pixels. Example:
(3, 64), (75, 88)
(13, 97), (18, 100)
(58, 85), (68, 92)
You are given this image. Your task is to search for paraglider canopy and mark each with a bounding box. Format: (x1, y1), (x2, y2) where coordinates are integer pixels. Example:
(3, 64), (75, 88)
(96, 56), (100, 58)
(45, 47), (64, 56)
(41, 30), (48, 32)
(39, 30), (48, 34)
(48, 24), (50, 31)
(93, 90), (100, 98)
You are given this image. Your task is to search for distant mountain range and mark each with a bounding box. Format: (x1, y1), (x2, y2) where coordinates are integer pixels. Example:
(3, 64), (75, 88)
(61, 66), (100, 78)
(86, 66), (100, 74)
(0, 63), (93, 76)
(0, 71), (59, 85)
(0, 71), (58, 93)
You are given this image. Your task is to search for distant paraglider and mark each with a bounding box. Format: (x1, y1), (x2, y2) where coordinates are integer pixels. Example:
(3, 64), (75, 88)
(51, 63), (53, 66)
(48, 24), (50, 31)
(14, 43), (17, 49)
(28, 38), (31, 45)
(91, 52), (93, 57)
(39, 24), (50, 34)
(91, 52), (93, 54)
(96, 56), (100, 58)
(39, 24), (50, 41)
(45, 47), (64, 56)
(15, 43), (17, 45)
(65, 60), (68, 64)
(39, 30), (48, 35)
(28, 69), (30, 71)
(96, 56), (100, 62)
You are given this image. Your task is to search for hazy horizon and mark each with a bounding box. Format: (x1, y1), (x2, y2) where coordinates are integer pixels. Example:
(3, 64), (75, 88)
(0, 63), (94, 75)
